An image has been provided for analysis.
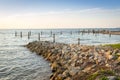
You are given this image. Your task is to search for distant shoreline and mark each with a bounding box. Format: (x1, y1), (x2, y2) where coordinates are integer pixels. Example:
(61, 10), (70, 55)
(0, 27), (120, 31)
(101, 31), (120, 35)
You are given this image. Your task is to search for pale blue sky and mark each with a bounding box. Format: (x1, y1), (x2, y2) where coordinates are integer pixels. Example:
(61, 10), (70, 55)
(0, 0), (120, 29)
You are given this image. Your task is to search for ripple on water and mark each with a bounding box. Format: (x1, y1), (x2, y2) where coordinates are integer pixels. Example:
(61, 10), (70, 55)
(0, 45), (51, 80)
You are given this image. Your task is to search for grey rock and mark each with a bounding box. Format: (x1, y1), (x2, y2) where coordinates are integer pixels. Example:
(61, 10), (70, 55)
(107, 76), (118, 80)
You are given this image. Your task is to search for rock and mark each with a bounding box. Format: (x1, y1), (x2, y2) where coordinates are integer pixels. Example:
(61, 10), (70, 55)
(71, 62), (75, 67)
(108, 55), (113, 60)
(69, 68), (79, 76)
(91, 64), (96, 68)
(116, 53), (120, 56)
(104, 50), (115, 61)
(107, 76), (118, 80)
(117, 57), (120, 61)
(64, 77), (72, 80)
(26, 41), (120, 80)
(99, 61), (105, 65)
(50, 72), (58, 80)
(113, 49), (119, 55)
(53, 49), (59, 54)
(80, 62), (88, 70)
(89, 56), (94, 62)
(97, 57), (102, 63)
(82, 66), (92, 73)
(81, 53), (85, 57)
(45, 52), (52, 60)
(101, 49), (105, 53)
(82, 48), (89, 52)
(94, 57), (97, 60)
(105, 64), (111, 68)
(62, 70), (70, 78)
(51, 62), (58, 72)
(80, 59), (83, 64)
(55, 74), (64, 80)
(94, 52), (99, 57)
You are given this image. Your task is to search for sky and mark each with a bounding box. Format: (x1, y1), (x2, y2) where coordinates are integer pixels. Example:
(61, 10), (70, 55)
(0, 0), (120, 29)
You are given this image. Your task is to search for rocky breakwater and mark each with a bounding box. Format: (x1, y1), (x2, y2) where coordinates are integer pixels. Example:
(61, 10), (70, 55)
(26, 41), (120, 80)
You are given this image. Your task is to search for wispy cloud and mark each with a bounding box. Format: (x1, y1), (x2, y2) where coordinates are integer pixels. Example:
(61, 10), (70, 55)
(5, 8), (120, 18)
(0, 8), (120, 29)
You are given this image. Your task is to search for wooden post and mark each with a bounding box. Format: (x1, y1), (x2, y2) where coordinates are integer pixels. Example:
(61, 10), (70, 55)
(78, 38), (80, 45)
(38, 33), (40, 41)
(41, 31), (43, 35)
(97, 30), (99, 34)
(28, 32), (30, 39)
(53, 34), (55, 43)
(20, 32), (22, 38)
(70, 31), (72, 35)
(60, 31), (62, 35)
(29, 31), (31, 36)
(109, 31), (111, 37)
(92, 29), (95, 34)
(15, 31), (17, 37)
(51, 31), (52, 36)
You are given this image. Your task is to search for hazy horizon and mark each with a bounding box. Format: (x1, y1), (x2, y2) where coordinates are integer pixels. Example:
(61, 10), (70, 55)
(0, 0), (120, 29)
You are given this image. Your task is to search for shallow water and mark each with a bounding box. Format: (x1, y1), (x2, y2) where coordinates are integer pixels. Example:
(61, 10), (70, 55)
(0, 30), (51, 80)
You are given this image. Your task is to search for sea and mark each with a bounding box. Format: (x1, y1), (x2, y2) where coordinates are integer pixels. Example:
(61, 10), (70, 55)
(0, 28), (120, 80)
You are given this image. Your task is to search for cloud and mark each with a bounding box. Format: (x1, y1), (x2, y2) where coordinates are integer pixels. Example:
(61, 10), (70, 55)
(0, 8), (120, 29)
(3, 8), (120, 18)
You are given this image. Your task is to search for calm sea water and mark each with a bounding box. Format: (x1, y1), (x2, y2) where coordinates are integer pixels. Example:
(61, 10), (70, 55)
(7, 28), (120, 45)
(0, 30), (51, 80)
(0, 28), (120, 80)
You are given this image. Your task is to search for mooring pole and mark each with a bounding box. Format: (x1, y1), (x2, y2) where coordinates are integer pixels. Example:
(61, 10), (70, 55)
(28, 32), (30, 39)
(29, 31), (31, 36)
(51, 31), (52, 36)
(109, 31), (111, 37)
(15, 31), (17, 37)
(70, 31), (72, 35)
(38, 33), (40, 41)
(20, 32), (22, 38)
(78, 38), (80, 45)
(41, 31), (43, 35)
(60, 31), (62, 35)
(53, 34), (55, 43)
